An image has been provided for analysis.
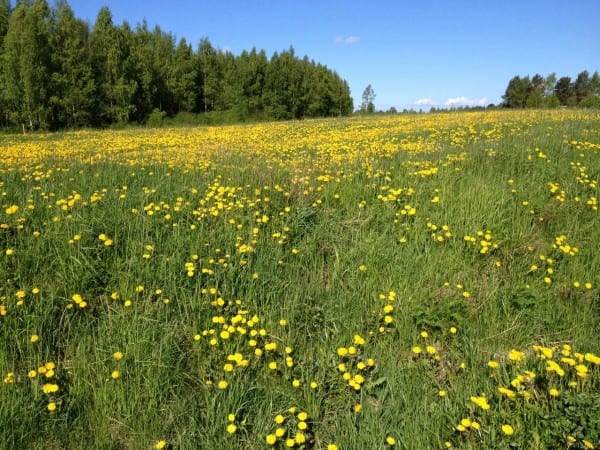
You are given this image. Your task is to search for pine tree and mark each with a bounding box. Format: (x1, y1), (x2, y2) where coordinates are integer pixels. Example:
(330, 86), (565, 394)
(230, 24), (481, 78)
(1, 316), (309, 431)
(0, 0), (11, 127)
(0, 0), (10, 47)
(49, 0), (95, 128)
(1, 0), (355, 129)
(168, 38), (198, 114)
(555, 77), (575, 106)
(197, 38), (222, 113)
(1, 0), (53, 130)
(574, 71), (590, 104)
(90, 7), (136, 125)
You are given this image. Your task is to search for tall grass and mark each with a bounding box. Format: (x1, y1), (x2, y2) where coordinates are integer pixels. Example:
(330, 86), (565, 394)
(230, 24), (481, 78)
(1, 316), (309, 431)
(1, 110), (599, 449)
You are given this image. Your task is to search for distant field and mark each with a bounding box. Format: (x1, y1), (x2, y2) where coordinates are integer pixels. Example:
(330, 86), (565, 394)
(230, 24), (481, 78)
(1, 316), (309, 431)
(1, 110), (599, 449)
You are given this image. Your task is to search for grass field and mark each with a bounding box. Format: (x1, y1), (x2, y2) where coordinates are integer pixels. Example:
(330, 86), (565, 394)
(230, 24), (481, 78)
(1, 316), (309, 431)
(1, 110), (599, 449)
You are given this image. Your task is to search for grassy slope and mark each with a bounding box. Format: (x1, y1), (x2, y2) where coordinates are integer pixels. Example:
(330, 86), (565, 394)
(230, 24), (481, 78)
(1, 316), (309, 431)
(1, 111), (599, 449)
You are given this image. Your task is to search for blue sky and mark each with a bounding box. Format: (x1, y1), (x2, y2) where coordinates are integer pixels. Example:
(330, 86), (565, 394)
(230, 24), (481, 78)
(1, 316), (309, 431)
(66, 0), (599, 111)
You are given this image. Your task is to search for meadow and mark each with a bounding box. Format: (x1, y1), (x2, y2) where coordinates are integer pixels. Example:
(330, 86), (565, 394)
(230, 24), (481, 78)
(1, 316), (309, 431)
(1, 110), (599, 449)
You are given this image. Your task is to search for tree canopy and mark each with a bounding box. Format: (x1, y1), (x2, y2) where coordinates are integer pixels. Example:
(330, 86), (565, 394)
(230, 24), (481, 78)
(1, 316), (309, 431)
(502, 71), (600, 109)
(0, 0), (353, 131)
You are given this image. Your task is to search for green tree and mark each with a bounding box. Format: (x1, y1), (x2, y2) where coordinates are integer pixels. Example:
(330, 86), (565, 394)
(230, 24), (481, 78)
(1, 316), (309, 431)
(0, 0), (10, 47)
(48, 0), (95, 128)
(543, 73), (557, 97)
(574, 70), (590, 104)
(1, 0), (355, 129)
(526, 74), (545, 107)
(335, 78), (353, 116)
(0, 0), (11, 127)
(147, 25), (176, 114)
(219, 50), (245, 114)
(1, 0), (53, 130)
(197, 38), (222, 113)
(590, 71), (600, 96)
(263, 49), (296, 120)
(269, 47), (307, 119)
(502, 75), (529, 108)
(89, 7), (137, 125)
(234, 48), (267, 116)
(579, 71), (600, 108)
(361, 84), (375, 113)
(166, 38), (198, 114)
(542, 73), (559, 107)
(127, 21), (159, 122)
(305, 64), (333, 117)
(555, 76), (575, 106)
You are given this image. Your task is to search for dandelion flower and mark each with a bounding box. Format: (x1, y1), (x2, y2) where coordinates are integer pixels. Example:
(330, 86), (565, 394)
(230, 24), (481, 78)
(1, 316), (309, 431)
(42, 383), (59, 394)
(508, 349), (525, 361)
(295, 432), (306, 444)
(470, 395), (490, 410)
(501, 424), (514, 435)
(353, 334), (366, 345)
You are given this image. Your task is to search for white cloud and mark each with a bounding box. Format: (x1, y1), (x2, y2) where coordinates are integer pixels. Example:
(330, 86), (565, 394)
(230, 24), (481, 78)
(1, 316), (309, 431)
(444, 96), (488, 107)
(335, 35), (360, 45)
(414, 98), (438, 106)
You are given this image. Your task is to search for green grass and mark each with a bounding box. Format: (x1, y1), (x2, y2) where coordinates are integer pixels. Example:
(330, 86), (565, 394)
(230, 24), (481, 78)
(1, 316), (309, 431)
(1, 111), (599, 449)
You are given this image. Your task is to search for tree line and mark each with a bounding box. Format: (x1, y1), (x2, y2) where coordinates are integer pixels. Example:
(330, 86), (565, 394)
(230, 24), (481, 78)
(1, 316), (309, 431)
(502, 71), (600, 109)
(0, 0), (354, 131)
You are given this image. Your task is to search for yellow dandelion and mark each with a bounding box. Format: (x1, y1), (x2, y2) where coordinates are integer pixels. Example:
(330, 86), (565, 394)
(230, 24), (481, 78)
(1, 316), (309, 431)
(501, 424), (514, 435)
